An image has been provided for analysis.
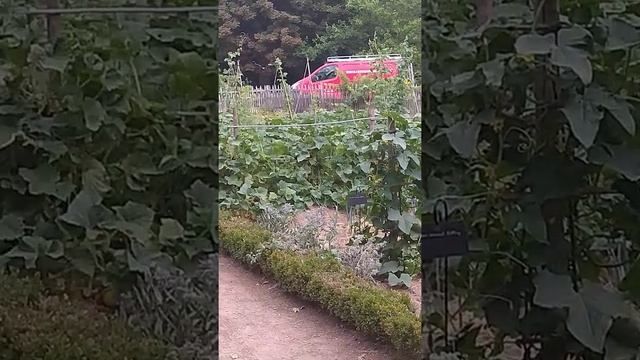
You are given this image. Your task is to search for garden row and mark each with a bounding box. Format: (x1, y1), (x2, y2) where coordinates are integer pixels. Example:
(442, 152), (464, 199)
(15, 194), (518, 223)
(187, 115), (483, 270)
(219, 108), (423, 283)
(219, 212), (421, 356)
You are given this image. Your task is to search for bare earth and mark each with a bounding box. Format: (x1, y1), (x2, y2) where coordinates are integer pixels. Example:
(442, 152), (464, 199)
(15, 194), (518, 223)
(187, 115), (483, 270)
(218, 255), (399, 360)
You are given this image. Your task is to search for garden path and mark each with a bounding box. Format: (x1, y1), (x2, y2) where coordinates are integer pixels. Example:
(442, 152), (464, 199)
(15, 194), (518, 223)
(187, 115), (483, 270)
(218, 255), (398, 360)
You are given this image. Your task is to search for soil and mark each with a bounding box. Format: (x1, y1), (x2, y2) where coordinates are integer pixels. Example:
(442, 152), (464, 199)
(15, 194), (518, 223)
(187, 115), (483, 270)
(218, 255), (400, 360)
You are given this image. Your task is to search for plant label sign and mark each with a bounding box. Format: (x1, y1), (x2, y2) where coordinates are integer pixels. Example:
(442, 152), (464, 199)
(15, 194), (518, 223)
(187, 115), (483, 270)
(347, 192), (367, 208)
(421, 221), (469, 259)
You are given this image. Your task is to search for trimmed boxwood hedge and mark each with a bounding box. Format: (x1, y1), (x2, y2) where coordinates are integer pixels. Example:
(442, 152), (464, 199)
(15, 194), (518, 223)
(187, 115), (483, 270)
(0, 271), (168, 360)
(219, 214), (421, 355)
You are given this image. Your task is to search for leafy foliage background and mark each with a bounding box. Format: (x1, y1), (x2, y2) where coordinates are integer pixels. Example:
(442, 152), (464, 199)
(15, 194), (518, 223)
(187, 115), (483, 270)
(424, 0), (640, 358)
(0, 0), (217, 297)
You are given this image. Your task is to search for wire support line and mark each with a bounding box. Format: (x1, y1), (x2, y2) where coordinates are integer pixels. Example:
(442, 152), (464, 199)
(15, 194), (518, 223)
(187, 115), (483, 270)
(221, 116), (381, 129)
(25, 6), (218, 15)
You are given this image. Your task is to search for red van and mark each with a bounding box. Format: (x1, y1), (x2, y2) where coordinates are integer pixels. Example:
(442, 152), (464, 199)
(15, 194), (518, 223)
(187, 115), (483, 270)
(291, 54), (402, 99)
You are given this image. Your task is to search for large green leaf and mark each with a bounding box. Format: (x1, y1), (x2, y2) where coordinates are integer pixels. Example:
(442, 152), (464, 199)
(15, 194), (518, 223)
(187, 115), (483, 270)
(19, 164), (74, 200)
(388, 272), (412, 287)
(185, 180), (215, 210)
(40, 55), (69, 72)
(585, 86), (636, 136)
(478, 58), (505, 87)
(515, 33), (555, 55)
(65, 246), (96, 277)
(534, 270), (630, 352)
(588, 145), (640, 181)
(446, 120), (481, 158)
(104, 202), (155, 243)
(82, 158), (111, 195)
(558, 26), (591, 47)
(605, 17), (640, 51)
(159, 218), (185, 243)
(388, 208), (418, 235)
(0, 214), (24, 241)
(561, 93), (603, 148)
(4, 236), (64, 269)
(59, 189), (103, 229)
(551, 45), (593, 85)
(82, 98), (107, 132)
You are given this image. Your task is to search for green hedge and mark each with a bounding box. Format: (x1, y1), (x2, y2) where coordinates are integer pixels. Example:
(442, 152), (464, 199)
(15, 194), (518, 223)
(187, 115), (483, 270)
(219, 214), (421, 355)
(0, 272), (168, 360)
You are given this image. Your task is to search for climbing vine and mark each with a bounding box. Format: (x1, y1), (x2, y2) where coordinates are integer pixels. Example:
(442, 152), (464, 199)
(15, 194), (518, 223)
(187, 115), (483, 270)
(0, 0), (216, 289)
(425, 0), (640, 358)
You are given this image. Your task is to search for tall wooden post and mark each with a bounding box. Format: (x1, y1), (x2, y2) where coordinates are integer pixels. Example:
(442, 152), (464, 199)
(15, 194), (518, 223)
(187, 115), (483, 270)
(45, 0), (60, 45)
(231, 106), (238, 138)
(367, 91), (376, 132)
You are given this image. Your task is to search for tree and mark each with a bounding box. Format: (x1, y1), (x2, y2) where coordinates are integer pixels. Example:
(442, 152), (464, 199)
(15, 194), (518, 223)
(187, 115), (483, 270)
(301, 0), (421, 69)
(219, 0), (349, 84)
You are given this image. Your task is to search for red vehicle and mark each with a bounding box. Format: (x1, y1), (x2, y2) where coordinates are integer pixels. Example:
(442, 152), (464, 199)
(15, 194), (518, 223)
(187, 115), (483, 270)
(291, 54), (402, 99)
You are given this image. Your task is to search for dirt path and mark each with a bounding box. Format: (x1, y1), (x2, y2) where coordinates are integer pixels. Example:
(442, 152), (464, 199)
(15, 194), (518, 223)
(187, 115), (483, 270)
(218, 255), (399, 360)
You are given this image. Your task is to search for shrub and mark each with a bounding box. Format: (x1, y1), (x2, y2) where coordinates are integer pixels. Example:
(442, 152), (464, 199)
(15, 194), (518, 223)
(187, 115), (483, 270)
(219, 214), (421, 355)
(0, 271), (167, 360)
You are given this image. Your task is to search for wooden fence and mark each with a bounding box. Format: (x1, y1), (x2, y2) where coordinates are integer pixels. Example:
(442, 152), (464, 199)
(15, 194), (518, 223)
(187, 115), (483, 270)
(219, 85), (421, 115)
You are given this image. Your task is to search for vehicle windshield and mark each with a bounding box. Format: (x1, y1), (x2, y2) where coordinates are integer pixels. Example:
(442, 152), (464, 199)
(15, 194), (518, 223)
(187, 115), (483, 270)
(312, 65), (337, 82)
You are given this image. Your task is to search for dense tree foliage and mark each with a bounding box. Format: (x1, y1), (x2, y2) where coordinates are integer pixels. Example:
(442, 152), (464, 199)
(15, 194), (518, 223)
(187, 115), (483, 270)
(219, 0), (349, 84)
(219, 0), (420, 84)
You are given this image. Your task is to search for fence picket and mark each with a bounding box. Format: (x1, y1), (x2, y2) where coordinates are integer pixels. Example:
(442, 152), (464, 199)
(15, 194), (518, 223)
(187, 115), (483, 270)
(219, 85), (421, 115)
